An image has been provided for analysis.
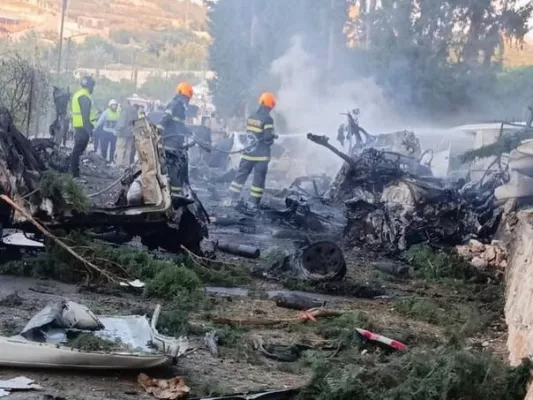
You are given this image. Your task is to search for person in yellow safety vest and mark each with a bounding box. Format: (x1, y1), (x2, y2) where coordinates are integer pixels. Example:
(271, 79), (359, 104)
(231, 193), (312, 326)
(94, 99), (120, 163)
(70, 76), (97, 179)
(227, 92), (278, 211)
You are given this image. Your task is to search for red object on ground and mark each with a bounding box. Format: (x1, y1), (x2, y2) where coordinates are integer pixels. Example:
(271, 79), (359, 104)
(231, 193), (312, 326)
(356, 328), (408, 351)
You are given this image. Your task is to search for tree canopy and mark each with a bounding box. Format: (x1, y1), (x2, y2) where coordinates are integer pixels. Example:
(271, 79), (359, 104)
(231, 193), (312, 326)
(207, 0), (533, 120)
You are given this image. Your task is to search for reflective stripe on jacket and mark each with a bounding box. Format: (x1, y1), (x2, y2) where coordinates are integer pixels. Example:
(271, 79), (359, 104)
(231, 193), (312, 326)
(242, 106), (275, 161)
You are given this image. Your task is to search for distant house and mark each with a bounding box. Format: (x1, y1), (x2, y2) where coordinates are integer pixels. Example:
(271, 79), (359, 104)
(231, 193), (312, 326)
(0, 14), (31, 33)
(77, 16), (105, 30)
(0, 14), (20, 26)
(23, 0), (56, 10)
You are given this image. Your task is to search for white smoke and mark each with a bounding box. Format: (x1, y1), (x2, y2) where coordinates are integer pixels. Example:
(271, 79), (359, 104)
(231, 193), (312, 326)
(269, 36), (402, 178)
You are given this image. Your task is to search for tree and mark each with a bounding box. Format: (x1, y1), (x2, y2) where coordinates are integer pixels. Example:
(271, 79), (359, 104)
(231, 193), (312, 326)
(139, 74), (201, 101)
(207, 0), (350, 117)
(351, 0), (533, 117)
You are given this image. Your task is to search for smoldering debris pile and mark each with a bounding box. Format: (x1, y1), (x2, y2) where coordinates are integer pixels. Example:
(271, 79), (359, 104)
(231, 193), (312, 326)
(307, 133), (503, 253)
(0, 108), (208, 256)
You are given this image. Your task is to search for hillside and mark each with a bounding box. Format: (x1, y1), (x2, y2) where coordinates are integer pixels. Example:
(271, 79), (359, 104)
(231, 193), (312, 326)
(0, 0), (207, 36)
(503, 38), (533, 67)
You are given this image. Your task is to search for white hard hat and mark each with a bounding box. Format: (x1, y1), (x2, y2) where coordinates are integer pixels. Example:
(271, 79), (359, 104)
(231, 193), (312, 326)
(108, 99), (118, 107)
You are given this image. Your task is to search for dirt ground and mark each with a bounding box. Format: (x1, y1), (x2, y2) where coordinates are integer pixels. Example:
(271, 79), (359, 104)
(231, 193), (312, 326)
(0, 254), (507, 399)
(0, 151), (509, 399)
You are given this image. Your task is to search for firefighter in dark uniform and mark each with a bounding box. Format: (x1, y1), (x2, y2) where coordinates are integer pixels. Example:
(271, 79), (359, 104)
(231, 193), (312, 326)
(158, 82), (194, 197)
(228, 92), (277, 209)
(70, 76), (97, 179)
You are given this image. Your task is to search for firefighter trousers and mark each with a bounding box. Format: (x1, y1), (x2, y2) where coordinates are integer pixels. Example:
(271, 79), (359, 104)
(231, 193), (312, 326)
(168, 150), (189, 196)
(229, 158), (269, 204)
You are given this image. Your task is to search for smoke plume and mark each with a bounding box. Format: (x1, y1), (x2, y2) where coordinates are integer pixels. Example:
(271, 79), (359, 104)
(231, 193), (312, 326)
(269, 36), (401, 178)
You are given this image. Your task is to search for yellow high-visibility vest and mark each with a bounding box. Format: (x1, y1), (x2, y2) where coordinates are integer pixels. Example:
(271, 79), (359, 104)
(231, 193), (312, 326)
(107, 109), (119, 121)
(71, 88), (97, 128)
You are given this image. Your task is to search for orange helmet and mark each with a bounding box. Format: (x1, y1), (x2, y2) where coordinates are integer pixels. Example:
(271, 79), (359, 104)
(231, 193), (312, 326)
(258, 92), (276, 109)
(176, 82), (194, 98)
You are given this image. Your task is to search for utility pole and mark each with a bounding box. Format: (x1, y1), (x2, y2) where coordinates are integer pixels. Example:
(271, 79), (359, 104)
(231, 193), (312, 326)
(56, 0), (68, 78)
(245, 0), (257, 118)
(326, 0), (336, 73)
(184, 0), (189, 29)
(131, 48), (138, 87)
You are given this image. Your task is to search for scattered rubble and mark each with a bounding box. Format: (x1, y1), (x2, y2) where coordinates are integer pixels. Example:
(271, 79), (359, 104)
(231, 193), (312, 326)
(456, 239), (508, 270)
(307, 133), (502, 252)
(138, 373), (190, 400)
(0, 95), (528, 399)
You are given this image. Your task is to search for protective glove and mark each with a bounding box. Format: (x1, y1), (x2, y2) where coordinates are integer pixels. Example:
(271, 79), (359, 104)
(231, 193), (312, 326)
(264, 133), (278, 145)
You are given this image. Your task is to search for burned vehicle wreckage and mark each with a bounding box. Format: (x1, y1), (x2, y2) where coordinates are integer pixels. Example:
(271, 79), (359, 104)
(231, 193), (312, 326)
(212, 117), (502, 257)
(307, 132), (502, 253)
(0, 106), (208, 255)
(0, 102), (503, 265)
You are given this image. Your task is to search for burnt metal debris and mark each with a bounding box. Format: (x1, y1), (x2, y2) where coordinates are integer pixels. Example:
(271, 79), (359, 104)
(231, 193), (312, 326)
(260, 240), (347, 282)
(307, 132), (502, 252)
(215, 241), (261, 259)
(0, 94), (506, 261)
(0, 108), (208, 255)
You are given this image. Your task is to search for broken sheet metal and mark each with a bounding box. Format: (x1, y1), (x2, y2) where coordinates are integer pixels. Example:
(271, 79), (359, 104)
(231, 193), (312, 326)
(0, 301), (187, 369)
(0, 376), (42, 397)
(21, 300), (103, 342)
(1, 230), (44, 248)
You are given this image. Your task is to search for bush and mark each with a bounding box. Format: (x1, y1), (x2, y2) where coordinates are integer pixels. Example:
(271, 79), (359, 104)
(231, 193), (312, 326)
(405, 244), (474, 281)
(298, 346), (530, 400)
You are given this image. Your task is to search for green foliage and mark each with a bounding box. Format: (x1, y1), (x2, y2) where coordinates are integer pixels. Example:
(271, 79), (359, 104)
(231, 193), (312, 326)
(298, 346), (530, 400)
(139, 74), (202, 101)
(156, 309), (201, 337)
(405, 244), (474, 281)
(495, 67), (533, 109)
(394, 297), (487, 336)
(207, 0), (347, 117)
(144, 264), (201, 300)
(67, 333), (124, 352)
(39, 171), (91, 212)
(62, 30), (209, 71)
(208, 0), (532, 120)
(215, 324), (249, 348)
(353, 0), (532, 116)
(91, 78), (137, 111)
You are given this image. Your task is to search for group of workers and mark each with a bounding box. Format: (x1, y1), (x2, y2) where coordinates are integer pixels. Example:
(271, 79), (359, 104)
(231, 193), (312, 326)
(69, 76), (278, 210)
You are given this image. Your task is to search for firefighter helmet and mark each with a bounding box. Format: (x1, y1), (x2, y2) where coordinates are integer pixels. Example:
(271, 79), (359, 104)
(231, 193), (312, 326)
(258, 92), (276, 109)
(176, 82), (194, 98)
